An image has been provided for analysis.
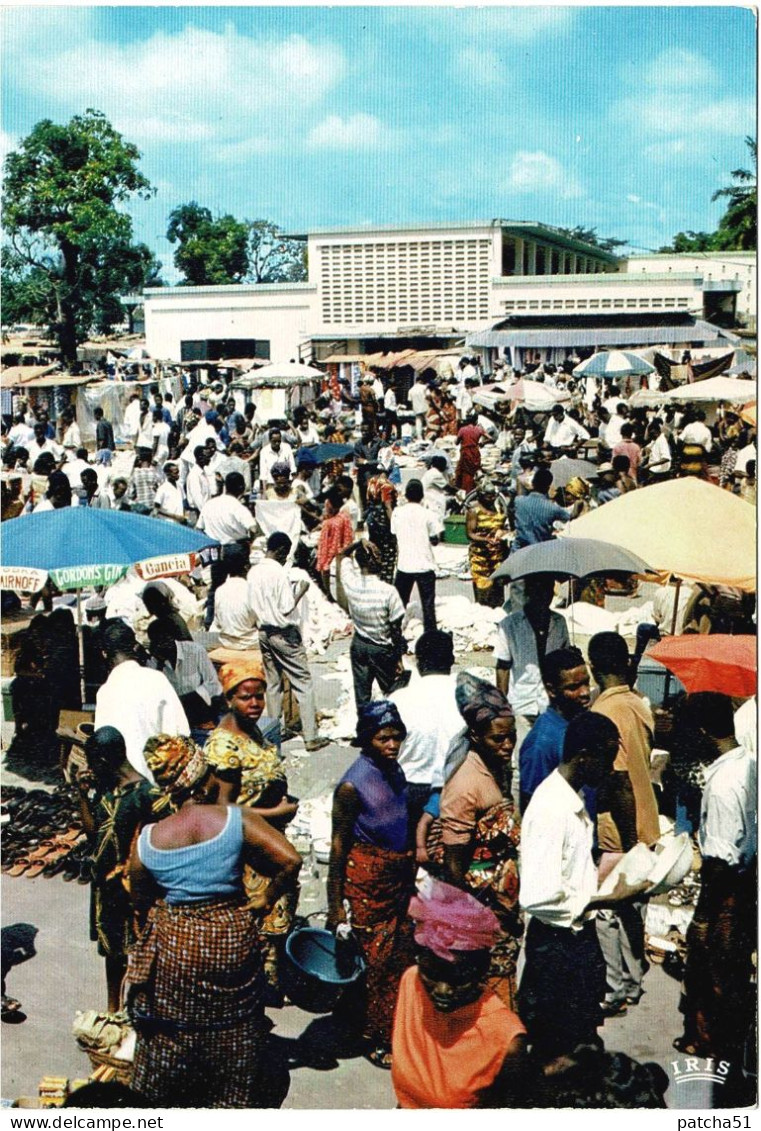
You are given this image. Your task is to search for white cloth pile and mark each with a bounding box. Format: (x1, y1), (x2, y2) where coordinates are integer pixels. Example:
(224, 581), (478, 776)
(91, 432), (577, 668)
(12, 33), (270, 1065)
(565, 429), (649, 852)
(404, 594), (503, 654)
(317, 653), (358, 740)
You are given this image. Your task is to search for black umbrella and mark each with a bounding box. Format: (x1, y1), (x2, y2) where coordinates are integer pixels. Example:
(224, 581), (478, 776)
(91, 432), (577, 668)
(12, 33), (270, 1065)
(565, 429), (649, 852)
(491, 537), (652, 582)
(549, 457), (599, 488)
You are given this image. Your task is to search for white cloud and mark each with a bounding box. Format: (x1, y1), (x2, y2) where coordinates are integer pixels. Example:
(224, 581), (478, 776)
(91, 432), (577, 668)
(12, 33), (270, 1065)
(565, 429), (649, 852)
(504, 151), (584, 199)
(643, 138), (689, 164)
(455, 47), (506, 87)
(641, 48), (718, 90)
(8, 24), (346, 147)
(307, 113), (388, 151)
(214, 137), (277, 164)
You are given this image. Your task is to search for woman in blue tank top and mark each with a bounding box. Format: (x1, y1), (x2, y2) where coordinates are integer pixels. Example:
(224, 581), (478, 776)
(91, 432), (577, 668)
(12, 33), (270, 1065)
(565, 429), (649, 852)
(326, 701), (416, 1071)
(125, 734), (301, 1109)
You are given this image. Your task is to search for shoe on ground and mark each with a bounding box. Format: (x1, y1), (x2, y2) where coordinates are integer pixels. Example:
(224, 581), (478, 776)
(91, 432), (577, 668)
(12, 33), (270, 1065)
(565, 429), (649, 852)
(600, 998), (628, 1018)
(626, 990), (644, 1006)
(305, 737), (330, 752)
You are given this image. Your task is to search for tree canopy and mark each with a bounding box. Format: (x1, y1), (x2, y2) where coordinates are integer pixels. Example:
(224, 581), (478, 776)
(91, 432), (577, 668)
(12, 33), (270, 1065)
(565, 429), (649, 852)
(246, 220), (307, 283)
(166, 202), (249, 285)
(2, 109), (155, 362)
(556, 225), (628, 255)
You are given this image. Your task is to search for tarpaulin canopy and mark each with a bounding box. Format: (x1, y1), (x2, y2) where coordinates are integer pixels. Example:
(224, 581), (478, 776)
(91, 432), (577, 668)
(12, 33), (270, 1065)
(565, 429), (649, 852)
(653, 375), (756, 405)
(563, 477), (756, 590)
(647, 635), (756, 698)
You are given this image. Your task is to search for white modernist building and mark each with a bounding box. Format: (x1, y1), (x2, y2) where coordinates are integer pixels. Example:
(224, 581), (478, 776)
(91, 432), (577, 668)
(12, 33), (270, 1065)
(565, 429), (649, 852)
(143, 221), (754, 365)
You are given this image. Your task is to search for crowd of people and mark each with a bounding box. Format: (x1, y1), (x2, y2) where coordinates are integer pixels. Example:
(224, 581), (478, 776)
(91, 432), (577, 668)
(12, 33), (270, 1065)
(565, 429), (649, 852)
(0, 352), (756, 1109)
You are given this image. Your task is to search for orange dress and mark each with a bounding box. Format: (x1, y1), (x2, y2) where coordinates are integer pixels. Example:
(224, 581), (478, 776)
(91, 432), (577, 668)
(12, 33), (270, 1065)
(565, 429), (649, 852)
(391, 966), (526, 1108)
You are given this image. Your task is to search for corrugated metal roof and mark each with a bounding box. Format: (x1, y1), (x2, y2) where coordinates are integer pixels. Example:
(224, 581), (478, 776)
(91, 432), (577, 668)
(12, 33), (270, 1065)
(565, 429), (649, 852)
(467, 320), (739, 349)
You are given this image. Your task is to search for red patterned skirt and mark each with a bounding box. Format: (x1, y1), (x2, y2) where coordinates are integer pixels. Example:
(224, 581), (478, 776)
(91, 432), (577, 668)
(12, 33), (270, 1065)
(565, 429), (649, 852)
(343, 841), (416, 1047)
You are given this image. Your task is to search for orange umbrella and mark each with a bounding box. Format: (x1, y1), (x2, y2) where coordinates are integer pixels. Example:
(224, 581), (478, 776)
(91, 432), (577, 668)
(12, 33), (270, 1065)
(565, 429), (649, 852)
(648, 635), (757, 697)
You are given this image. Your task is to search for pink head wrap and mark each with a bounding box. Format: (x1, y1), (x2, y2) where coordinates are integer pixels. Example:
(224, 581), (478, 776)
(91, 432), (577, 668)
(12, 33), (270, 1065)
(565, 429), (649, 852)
(408, 877), (500, 962)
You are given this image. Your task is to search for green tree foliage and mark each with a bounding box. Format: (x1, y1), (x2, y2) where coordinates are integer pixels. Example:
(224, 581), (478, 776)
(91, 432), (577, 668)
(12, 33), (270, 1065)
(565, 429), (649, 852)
(246, 220), (308, 283)
(556, 225), (628, 254)
(657, 230), (718, 253)
(711, 136), (757, 250)
(2, 109), (154, 363)
(166, 202), (249, 285)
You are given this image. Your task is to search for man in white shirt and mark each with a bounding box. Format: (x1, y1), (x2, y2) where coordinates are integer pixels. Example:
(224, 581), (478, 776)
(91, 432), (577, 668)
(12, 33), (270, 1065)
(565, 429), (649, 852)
(27, 423), (63, 467)
(213, 545), (259, 651)
(60, 409), (82, 460)
(153, 461), (186, 524)
(184, 446), (211, 521)
(679, 409), (713, 453)
(543, 405), (590, 452)
(335, 539), (406, 711)
(390, 479), (440, 634)
(8, 414), (34, 448)
(197, 471), (257, 628)
(519, 712), (651, 1066)
(147, 620), (224, 734)
(123, 393), (143, 445)
(151, 409), (171, 465)
(94, 621), (189, 783)
(389, 629), (462, 827)
(408, 376), (430, 439)
(246, 532), (328, 751)
(259, 428), (296, 492)
(676, 692), (756, 1074)
(603, 404), (628, 449)
(644, 420), (672, 479)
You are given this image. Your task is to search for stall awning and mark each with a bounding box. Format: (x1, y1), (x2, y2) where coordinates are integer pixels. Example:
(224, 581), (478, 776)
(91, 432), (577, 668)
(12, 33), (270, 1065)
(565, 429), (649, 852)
(467, 319), (739, 350)
(1, 364), (60, 389)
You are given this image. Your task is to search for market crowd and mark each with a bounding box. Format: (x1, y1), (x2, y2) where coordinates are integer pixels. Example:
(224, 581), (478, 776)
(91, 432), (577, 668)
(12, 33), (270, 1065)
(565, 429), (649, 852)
(0, 353), (756, 1109)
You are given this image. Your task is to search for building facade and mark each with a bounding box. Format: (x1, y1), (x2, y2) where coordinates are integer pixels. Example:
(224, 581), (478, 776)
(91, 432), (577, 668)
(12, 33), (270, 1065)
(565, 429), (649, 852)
(143, 222), (754, 364)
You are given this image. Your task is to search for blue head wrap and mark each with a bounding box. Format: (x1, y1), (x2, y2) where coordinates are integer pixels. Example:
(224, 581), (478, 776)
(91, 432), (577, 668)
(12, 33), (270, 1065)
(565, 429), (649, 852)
(297, 449), (318, 470)
(354, 700), (407, 748)
(205, 410), (218, 424)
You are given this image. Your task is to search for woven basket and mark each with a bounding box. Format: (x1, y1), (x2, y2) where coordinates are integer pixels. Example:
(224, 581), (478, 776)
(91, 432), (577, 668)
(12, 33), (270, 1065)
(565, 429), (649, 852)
(86, 1050), (133, 1088)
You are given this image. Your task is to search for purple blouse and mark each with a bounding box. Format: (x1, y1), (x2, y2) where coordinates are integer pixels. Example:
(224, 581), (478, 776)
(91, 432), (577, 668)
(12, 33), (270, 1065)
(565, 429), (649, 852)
(340, 753), (409, 853)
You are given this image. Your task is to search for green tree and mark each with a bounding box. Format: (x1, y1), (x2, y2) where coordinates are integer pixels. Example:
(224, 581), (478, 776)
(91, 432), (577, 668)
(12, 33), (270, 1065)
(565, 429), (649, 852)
(657, 230), (718, 253)
(166, 202), (249, 285)
(245, 220), (307, 283)
(711, 136), (756, 250)
(556, 225), (627, 254)
(2, 109), (154, 363)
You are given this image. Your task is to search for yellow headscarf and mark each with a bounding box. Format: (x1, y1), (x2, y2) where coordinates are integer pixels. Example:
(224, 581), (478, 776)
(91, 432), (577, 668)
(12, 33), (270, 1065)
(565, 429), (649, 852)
(218, 657), (267, 696)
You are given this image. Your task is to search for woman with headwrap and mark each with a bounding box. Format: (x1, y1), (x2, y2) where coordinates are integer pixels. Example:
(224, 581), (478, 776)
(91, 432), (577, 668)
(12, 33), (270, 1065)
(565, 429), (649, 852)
(392, 878), (527, 1108)
(326, 701), (416, 1069)
(364, 466), (398, 585)
(204, 659), (300, 1004)
(465, 478), (508, 607)
(436, 673), (522, 1007)
(126, 735), (301, 1108)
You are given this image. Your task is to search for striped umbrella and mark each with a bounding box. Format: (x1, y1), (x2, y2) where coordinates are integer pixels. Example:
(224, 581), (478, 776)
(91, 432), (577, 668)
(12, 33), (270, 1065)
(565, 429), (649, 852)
(573, 350), (655, 379)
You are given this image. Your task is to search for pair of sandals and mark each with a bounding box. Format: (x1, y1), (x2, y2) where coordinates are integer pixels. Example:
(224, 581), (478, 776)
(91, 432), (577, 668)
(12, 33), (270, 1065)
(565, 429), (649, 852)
(4, 828), (84, 878)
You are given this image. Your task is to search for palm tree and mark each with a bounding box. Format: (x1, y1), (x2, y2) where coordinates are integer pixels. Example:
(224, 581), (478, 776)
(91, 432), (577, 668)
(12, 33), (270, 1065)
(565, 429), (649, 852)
(711, 136), (757, 250)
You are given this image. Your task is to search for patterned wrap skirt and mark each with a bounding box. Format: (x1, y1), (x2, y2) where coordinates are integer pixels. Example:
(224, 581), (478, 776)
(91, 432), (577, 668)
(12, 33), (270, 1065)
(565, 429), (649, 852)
(343, 840), (416, 1046)
(127, 897), (266, 1108)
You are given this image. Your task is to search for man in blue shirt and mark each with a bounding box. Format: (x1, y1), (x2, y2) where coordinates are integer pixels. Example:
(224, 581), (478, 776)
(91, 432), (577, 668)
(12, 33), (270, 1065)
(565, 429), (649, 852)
(512, 467), (573, 549)
(519, 646), (593, 815)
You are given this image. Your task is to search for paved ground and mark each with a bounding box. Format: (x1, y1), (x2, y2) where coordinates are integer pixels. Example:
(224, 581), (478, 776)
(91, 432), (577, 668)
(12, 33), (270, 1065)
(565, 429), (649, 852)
(0, 566), (735, 1109)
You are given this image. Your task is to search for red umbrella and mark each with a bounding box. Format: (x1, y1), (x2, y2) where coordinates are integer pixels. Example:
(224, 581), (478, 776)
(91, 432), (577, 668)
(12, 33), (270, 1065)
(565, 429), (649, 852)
(648, 635), (757, 698)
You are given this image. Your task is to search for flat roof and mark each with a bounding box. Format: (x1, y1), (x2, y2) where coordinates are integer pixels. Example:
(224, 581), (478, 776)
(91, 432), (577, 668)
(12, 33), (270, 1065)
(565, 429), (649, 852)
(289, 219), (618, 261)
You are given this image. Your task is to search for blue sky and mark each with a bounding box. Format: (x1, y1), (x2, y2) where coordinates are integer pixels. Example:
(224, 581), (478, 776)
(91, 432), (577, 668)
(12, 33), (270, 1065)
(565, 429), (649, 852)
(2, 5), (756, 280)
